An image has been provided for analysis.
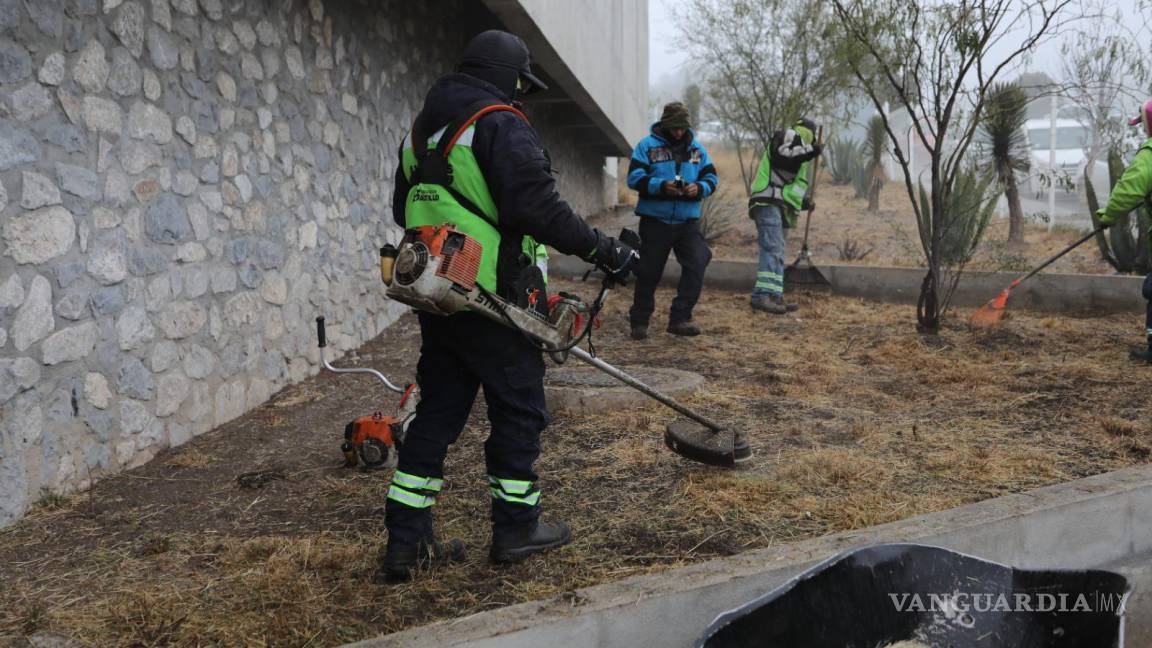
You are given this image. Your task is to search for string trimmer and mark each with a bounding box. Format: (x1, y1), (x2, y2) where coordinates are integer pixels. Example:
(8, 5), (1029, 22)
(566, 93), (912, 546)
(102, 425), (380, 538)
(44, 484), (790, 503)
(376, 224), (751, 468)
(969, 226), (1103, 329)
(784, 126), (831, 291)
(315, 316), (418, 470)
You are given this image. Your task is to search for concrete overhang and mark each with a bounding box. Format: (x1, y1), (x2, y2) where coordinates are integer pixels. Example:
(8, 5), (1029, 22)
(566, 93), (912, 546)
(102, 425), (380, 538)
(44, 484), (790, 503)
(481, 0), (648, 157)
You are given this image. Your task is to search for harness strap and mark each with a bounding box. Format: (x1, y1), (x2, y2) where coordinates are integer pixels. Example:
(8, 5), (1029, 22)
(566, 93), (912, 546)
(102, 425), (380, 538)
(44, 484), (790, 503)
(411, 100), (530, 230)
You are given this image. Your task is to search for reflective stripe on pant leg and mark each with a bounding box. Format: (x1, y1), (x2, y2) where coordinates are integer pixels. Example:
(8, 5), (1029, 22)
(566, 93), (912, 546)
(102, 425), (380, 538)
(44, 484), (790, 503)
(755, 271), (784, 293)
(488, 475), (541, 506)
(753, 205), (786, 297)
(387, 470), (443, 509)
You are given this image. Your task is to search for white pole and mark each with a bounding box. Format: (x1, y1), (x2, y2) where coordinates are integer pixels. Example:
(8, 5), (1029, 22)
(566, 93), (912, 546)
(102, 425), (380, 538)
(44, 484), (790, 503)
(907, 123), (915, 183)
(1048, 94), (1058, 231)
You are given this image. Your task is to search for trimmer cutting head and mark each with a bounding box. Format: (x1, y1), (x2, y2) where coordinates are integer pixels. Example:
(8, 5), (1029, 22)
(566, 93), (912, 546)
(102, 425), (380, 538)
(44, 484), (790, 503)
(664, 421), (752, 468)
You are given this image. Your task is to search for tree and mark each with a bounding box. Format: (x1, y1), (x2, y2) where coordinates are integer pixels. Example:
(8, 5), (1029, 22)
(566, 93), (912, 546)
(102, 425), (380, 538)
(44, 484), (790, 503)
(684, 84), (703, 128)
(830, 0), (1076, 331)
(979, 82), (1031, 245)
(1059, 10), (1148, 166)
(675, 0), (853, 195)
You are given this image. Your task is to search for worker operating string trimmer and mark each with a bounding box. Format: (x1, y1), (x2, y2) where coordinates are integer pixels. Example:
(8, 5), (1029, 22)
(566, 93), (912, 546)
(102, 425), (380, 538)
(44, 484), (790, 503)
(372, 30), (748, 584)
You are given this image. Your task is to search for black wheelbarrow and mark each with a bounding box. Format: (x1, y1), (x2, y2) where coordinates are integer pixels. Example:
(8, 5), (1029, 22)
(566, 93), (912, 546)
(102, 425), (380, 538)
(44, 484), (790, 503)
(697, 543), (1129, 648)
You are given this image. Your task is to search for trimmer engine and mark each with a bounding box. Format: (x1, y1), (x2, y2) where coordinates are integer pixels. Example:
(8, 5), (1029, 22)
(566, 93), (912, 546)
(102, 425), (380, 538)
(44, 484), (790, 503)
(385, 225), (593, 353)
(388, 225), (483, 316)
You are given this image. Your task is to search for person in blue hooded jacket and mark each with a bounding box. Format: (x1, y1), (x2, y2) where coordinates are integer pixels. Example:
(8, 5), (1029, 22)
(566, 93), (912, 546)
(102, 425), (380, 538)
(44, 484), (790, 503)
(626, 102), (719, 339)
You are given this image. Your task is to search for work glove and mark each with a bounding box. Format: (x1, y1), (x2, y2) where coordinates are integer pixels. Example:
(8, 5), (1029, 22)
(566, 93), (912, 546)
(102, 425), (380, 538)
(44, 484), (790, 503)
(588, 229), (640, 285)
(802, 197), (816, 211)
(1096, 209), (1114, 229)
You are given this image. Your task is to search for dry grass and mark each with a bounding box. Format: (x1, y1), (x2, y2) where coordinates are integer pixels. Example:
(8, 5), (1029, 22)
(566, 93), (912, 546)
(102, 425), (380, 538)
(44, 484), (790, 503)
(1, 282), (1149, 645)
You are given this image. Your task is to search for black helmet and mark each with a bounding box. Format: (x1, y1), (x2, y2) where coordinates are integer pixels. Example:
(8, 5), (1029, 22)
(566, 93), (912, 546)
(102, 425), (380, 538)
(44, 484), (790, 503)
(459, 30), (548, 96)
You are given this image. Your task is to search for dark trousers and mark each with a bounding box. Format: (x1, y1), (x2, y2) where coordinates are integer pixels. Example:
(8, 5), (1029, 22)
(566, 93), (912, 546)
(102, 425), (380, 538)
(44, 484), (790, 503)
(385, 311), (550, 545)
(629, 216), (713, 327)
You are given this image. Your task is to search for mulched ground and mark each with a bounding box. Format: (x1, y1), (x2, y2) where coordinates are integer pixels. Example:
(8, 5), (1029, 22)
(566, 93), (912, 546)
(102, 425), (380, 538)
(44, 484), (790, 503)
(2, 279), (1150, 646)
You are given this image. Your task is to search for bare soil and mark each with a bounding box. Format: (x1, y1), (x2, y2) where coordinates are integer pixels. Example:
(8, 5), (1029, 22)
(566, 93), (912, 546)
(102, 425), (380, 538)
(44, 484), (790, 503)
(2, 282), (1150, 646)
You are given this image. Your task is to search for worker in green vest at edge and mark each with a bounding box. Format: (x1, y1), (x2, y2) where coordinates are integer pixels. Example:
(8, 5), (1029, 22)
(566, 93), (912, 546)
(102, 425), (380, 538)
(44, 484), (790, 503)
(1096, 99), (1152, 363)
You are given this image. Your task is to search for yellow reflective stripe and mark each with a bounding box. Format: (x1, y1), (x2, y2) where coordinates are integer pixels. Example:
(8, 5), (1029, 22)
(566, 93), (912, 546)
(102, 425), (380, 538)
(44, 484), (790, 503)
(488, 476), (533, 495)
(388, 485), (436, 508)
(489, 487), (540, 506)
(392, 471), (443, 492)
(757, 271), (783, 280)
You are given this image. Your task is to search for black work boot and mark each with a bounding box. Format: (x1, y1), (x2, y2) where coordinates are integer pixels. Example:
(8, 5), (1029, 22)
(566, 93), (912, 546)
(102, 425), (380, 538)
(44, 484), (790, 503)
(490, 520), (572, 564)
(379, 538), (465, 582)
(775, 295), (799, 313)
(750, 294), (786, 314)
(630, 324), (648, 340)
(667, 320), (701, 336)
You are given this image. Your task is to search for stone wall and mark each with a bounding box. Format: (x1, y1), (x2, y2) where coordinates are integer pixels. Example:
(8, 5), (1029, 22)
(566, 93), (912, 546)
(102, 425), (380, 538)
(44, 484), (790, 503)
(0, 0), (611, 526)
(525, 102), (611, 218)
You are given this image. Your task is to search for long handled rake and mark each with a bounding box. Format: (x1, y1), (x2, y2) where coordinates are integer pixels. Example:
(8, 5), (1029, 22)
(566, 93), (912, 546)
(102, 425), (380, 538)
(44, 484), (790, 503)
(784, 127), (831, 290)
(969, 226), (1103, 329)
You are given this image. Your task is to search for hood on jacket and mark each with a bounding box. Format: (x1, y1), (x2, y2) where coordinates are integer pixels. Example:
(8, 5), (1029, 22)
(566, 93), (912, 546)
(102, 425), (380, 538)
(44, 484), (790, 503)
(415, 72), (513, 134)
(649, 122), (696, 147)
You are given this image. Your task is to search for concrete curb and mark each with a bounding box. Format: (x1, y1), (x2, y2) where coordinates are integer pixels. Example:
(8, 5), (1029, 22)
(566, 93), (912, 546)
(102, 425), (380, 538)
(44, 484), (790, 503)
(347, 464), (1152, 648)
(549, 256), (1146, 314)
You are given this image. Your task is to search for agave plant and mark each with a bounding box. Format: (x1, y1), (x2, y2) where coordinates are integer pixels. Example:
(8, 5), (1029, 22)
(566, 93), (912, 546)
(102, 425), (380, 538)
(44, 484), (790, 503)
(979, 82), (1031, 244)
(698, 189), (737, 244)
(1087, 148), (1151, 273)
(827, 136), (861, 185)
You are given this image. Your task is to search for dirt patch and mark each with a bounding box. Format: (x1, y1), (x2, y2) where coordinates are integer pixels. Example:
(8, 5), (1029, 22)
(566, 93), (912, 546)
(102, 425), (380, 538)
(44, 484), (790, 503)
(1, 282), (1150, 646)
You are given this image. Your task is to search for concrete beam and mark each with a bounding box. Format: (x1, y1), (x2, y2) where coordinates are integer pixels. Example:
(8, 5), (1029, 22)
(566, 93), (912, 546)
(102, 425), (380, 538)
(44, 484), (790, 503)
(548, 256), (1146, 315)
(481, 0), (647, 157)
(346, 464), (1152, 648)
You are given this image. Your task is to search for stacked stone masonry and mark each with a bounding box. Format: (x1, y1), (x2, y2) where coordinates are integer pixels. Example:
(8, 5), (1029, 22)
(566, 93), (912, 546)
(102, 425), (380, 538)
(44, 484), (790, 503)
(0, 0), (611, 526)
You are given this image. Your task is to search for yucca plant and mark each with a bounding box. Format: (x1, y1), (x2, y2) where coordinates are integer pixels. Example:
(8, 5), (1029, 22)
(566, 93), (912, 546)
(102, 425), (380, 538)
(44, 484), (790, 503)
(979, 82), (1031, 245)
(863, 115), (887, 212)
(827, 136), (861, 185)
(1088, 148), (1151, 273)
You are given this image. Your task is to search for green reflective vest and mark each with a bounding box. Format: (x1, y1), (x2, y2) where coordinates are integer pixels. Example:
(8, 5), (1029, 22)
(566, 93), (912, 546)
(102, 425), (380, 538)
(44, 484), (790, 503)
(749, 126), (815, 213)
(401, 120), (547, 293)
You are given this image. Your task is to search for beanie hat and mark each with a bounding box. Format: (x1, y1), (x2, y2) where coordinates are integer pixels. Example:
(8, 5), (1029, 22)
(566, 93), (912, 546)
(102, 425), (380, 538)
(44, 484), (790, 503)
(659, 102), (692, 130)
